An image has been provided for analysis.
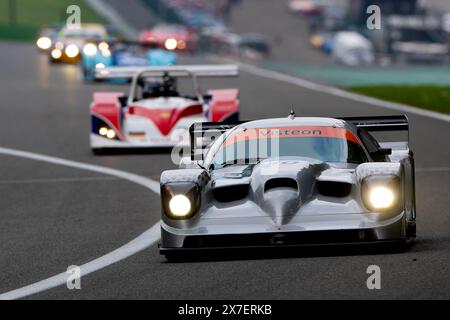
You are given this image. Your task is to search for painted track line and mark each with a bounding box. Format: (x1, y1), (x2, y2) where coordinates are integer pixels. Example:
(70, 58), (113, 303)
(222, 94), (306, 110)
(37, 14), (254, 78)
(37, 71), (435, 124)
(0, 176), (120, 185)
(233, 61), (450, 123)
(0, 147), (161, 300)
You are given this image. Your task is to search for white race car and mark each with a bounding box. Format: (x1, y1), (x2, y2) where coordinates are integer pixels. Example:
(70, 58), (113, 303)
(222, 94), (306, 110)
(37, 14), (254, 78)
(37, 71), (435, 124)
(90, 65), (240, 153)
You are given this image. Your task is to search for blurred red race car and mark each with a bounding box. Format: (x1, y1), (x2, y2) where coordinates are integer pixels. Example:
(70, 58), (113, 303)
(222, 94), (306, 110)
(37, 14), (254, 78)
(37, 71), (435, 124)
(139, 24), (198, 52)
(90, 65), (239, 153)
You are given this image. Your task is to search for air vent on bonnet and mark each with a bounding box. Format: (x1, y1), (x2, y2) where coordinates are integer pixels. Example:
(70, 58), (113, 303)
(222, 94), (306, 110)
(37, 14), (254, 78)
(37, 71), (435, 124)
(264, 178), (298, 192)
(214, 185), (249, 202)
(317, 181), (352, 197)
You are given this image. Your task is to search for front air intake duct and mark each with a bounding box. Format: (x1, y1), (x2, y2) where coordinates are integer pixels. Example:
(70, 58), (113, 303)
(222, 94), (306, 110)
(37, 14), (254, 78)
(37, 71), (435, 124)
(264, 178), (298, 193)
(317, 181), (352, 197)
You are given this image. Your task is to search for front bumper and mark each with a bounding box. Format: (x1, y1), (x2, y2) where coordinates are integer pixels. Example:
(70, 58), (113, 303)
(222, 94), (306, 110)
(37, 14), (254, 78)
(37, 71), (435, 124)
(160, 212), (406, 254)
(51, 53), (81, 64)
(90, 133), (189, 150)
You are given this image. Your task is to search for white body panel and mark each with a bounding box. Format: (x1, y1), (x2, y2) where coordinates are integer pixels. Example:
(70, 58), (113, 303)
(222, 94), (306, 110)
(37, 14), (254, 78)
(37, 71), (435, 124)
(91, 97), (207, 149)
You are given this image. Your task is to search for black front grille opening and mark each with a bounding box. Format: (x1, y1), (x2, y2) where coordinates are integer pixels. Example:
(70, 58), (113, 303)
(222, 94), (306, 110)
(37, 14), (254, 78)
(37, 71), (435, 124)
(317, 181), (352, 197)
(213, 184), (249, 202)
(264, 178), (298, 193)
(183, 230), (375, 248)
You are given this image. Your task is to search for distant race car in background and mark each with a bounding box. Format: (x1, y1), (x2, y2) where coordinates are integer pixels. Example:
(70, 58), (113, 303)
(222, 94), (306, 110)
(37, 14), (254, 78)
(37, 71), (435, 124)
(36, 24), (62, 52)
(48, 23), (109, 64)
(238, 33), (271, 59)
(81, 41), (177, 82)
(139, 24), (198, 52)
(90, 65), (240, 153)
(332, 31), (375, 66)
(159, 115), (416, 260)
(199, 29), (270, 59)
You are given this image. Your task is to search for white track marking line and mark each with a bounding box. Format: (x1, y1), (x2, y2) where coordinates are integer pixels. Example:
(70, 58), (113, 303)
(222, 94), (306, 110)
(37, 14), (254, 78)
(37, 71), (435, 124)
(234, 61), (450, 123)
(0, 147), (161, 300)
(0, 148), (160, 193)
(0, 176), (119, 184)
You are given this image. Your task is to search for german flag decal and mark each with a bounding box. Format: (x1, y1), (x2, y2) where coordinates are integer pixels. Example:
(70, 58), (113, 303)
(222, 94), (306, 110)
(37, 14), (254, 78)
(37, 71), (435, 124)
(128, 132), (146, 138)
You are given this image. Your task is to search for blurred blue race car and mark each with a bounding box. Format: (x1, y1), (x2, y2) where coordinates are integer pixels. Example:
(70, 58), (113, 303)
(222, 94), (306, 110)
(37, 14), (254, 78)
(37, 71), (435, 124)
(81, 41), (177, 82)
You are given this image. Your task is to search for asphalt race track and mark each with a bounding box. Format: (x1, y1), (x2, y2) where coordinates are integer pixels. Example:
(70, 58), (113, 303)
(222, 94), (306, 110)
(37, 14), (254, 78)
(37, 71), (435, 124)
(0, 38), (449, 300)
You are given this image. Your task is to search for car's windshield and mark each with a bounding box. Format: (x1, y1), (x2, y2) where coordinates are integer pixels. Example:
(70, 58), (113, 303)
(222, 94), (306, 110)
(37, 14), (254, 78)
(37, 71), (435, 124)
(210, 126), (367, 169)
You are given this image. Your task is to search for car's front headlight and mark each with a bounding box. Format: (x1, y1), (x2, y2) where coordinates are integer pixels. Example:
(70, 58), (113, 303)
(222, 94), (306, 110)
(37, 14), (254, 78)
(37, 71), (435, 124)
(65, 44), (79, 58)
(169, 194), (192, 217)
(83, 43), (98, 56)
(51, 48), (62, 59)
(98, 126), (117, 139)
(162, 183), (201, 220)
(361, 176), (402, 213)
(98, 41), (109, 52)
(101, 49), (111, 57)
(37, 37), (52, 50)
(165, 38), (178, 50)
(368, 186), (395, 209)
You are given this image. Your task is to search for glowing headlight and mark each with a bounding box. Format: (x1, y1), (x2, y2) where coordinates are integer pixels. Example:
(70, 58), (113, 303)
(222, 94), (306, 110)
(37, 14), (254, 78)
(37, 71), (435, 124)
(169, 194), (191, 217)
(98, 42), (109, 51)
(368, 186), (395, 210)
(106, 129), (116, 139)
(37, 37), (52, 50)
(102, 49), (111, 57)
(65, 44), (79, 58)
(51, 49), (62, 59)
(95, 63), (105, 69)
(83, 43), (98, 56)
(99, 127), (108, 136)
(165, 38), (178, 51)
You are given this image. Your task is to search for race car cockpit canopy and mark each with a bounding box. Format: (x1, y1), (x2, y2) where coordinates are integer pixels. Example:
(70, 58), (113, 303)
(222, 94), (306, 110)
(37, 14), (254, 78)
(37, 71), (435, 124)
(208, 122), (368, 169)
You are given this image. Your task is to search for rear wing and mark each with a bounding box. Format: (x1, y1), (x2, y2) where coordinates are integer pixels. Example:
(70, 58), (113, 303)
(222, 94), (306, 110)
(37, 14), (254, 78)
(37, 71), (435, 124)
(96, 64), (239, 80)
(189, 122), (245, 161)
(341, 115), (408, 132)
(341, 115), (409, 145)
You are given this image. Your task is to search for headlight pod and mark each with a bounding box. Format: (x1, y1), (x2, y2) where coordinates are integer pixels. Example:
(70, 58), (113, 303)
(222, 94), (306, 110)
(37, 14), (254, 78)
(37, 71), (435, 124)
(361, 176), (403, 213)
(98, 126), (117, 139)
(162, 182), (201, 220)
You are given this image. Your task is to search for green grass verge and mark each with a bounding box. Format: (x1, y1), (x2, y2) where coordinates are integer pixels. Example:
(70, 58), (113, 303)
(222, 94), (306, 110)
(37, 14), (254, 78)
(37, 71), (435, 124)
(0, 0), (104, 42)
(349, 86), (450, 115)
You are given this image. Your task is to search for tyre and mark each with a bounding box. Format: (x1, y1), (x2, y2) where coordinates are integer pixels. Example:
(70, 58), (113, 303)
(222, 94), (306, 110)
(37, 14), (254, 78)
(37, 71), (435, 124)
(91, 148), (105, 155)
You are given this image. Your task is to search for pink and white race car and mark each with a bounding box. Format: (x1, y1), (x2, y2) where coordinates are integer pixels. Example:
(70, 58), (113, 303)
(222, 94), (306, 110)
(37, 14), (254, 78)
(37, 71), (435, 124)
(90, 65), (239, 153)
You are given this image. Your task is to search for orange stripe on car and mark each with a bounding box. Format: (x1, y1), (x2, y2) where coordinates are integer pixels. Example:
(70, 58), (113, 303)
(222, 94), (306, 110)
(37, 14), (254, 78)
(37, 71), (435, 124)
(223, 126), (360, 147)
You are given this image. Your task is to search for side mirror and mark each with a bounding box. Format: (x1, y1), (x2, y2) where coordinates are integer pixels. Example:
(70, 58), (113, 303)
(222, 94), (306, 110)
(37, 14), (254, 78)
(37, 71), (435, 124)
(118, 96), (128, 107)
(378, 148), (392, 155)
(370, 148), (392, 161)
